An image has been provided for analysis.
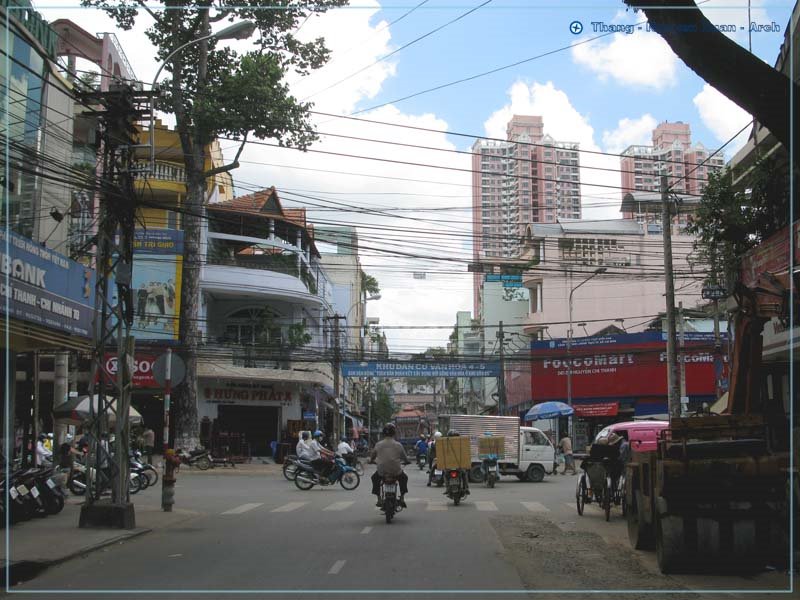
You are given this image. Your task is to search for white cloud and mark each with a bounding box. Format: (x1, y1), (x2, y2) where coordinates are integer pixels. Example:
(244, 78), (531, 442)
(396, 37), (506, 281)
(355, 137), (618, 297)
(602, 114), (658, 154)
(571, 32), (679, 91)
(483, 80), (622, 221)
(699, 0), (770, 42)
(693, 84), (753, 155)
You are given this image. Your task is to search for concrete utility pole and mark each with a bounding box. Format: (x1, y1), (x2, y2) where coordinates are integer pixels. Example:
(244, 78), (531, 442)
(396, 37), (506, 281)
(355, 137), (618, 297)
(324, 315), (345, 440)
(678, 301), (687, 415)
(713, 298), (722, 399)
(661, 175), (681, 419)
(496, 321), (508, 416)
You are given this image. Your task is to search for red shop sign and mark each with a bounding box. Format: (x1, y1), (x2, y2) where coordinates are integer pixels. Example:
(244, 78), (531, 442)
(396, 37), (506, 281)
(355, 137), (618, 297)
(103, 353), (159, 388)
(573, 402), (619, 418)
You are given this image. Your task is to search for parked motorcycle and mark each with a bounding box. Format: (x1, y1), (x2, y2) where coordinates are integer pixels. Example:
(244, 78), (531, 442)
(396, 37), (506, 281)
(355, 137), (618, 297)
(177, 448), (212, 470)
(68, 460), (143, 496)
(294, 456), (360, 491)
(131, 451), (159, 486)
(379, 473), (403, 523)
(445, 468), (469, 505)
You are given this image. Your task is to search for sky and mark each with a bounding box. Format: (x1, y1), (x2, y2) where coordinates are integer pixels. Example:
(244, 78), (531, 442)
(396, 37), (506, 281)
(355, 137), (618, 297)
(36, 0), (796, 354)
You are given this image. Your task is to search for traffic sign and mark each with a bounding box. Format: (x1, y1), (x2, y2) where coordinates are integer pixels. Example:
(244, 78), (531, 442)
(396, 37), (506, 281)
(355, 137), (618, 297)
(702, 286), (728, 300)
(152, 352), (186, 387)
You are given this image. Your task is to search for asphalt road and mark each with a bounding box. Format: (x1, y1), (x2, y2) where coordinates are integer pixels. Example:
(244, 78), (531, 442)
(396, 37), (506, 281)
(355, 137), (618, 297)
(12, 464), (792, 599)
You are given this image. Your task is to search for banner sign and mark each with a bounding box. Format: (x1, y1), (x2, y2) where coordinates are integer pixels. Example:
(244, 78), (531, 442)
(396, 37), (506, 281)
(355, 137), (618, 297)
(134, 229), (183, 254)
(573, 401), (619, 418)
(0, 229), (95, 337)
(103, 352), (159, 388)
(200, 381), (295, 404)
(342, 361), (501, 378)
(530, 332), (725, 403)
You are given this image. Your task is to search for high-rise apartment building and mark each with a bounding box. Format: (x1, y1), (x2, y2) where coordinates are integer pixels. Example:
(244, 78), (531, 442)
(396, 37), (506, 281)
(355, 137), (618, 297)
(472, 115), (581, 315)
(620, 121), (725, 218)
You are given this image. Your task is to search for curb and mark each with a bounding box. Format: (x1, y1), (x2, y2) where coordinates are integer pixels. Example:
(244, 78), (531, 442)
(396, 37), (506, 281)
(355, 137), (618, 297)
(2, 527), (151, 587)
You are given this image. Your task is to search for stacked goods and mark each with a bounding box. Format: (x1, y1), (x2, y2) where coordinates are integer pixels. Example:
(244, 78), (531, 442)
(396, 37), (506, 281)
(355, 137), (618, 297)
(478, 436), (505, 459)
(437, 436), (472, 469)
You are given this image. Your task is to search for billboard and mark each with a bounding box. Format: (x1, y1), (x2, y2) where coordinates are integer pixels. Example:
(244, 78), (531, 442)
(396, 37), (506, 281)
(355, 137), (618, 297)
(341, 361), (501, 378)
(131, 230), (182, 341)
(103, 352), (160, 388)
(0, 229), (95, 337)
(530, 332), (725, 403)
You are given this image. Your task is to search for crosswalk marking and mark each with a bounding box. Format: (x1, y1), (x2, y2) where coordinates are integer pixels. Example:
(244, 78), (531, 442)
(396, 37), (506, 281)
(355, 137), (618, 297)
(475, 501), (498, 511)
(221, 503), (263, 515)
(522, 501), (550, 513)
(360, 526), (372, 534)
(426, 500), (448, 511)
(323, 501), (354, 512)
(328, 560), (346, 575)
(271, 501), (309, 513)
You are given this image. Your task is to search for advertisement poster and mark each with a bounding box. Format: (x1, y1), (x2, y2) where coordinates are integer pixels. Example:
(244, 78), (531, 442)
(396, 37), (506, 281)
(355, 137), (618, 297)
(131, 229), (183, 341)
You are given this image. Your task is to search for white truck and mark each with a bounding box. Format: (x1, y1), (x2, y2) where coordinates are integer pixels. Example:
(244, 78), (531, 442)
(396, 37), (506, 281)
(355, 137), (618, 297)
(437, 415), (556, 482)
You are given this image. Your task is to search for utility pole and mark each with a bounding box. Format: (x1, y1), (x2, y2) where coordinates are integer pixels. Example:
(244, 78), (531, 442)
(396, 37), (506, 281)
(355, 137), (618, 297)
(79, 84), (151, 529)
(661, 175), (681, 419)
(325, 315), (345, 440)
(497, 321), (507, 416)
(713, 298), (723, 399)
(678, 301), (687, 415)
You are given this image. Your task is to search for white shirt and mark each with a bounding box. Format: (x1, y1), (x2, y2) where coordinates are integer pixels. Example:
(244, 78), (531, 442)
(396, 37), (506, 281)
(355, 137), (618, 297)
(35, 441), (52, 465)
(296, 439), (314, 461)
(337, 441), (353, 455)
(308, 440), (323, 460)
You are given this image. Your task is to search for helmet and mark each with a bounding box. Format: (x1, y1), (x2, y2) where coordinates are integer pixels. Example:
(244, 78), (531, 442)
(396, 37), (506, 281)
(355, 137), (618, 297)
(340, 435), (348, 442)
(38, 433), (46, 441)
(447, 430), (459, 437)
(433, 431), (442, 440)
(301, 431), (310, 440)
(382, 423), (396, 437)
(47, 433), (53, 438)
(313, 430), (323, 439)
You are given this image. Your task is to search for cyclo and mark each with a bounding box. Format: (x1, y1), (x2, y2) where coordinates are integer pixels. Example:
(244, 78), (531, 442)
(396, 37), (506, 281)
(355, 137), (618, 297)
(576, 435), (626, 521)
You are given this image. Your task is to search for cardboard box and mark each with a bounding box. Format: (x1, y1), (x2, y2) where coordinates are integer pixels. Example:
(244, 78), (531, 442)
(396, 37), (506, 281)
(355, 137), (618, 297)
(478, 436), (505, 459)
(437, 436), (472, 469)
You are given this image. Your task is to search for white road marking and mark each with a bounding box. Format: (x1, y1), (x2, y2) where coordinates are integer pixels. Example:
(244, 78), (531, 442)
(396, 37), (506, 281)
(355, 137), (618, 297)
(271, 502), (308, 513)
(360, 526), (372, 534)
(323, 501), (355, 512)
(522, 501), (551, 513)
(564, 502), (577, 510)
(328, 560), (346, 575)
(475, 501), (498, 511)
(426, 500), (448, 511)
(221, 503), (263, 515)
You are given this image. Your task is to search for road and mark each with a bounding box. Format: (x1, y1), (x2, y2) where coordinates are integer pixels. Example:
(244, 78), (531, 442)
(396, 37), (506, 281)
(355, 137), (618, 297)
(13, 464), (791, 599)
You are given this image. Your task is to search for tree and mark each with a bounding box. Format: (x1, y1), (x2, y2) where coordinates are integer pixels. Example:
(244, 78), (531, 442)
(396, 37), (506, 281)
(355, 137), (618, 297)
(371, 380), (395, 429)
(361, 271), (380, 296)
(85, 0), (348, 448)
(624, 1), (799, 166)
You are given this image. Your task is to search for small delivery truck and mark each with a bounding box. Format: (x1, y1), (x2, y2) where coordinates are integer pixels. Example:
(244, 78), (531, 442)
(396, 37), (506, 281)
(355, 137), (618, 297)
(437, 415), (556, 482)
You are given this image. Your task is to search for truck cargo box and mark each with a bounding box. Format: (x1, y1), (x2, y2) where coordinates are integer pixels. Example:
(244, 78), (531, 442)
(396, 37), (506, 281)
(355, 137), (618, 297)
(438, 415), (519, 464)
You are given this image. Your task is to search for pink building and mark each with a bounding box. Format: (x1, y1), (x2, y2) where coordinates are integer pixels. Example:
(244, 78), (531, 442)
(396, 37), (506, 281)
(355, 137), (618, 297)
(472, 115), (581, 315)
(620, 121), (725, 222)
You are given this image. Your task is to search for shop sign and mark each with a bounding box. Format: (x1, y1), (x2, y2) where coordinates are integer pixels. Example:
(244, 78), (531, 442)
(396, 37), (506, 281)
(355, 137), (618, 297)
(573, 402), (619, 418)
(201, 383), (295, 404)
(103, 352), (159, 388)
(302, 411), (316, 420)
(0, 229), (95, 337)
(3, 0), (58, 58)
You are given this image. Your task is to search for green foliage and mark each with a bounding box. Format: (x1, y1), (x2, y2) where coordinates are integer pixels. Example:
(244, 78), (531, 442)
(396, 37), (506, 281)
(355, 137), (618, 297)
(78, 71), (99, 90)
(361, 271), (380, 296)
(686, 160), (792, 288)
(286, 322), (312, 349)
(371, 381), (395, 428)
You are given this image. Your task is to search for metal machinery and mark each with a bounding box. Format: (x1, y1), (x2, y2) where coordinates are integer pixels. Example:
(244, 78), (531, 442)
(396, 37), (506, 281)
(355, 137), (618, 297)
(625, 236), (795, 574)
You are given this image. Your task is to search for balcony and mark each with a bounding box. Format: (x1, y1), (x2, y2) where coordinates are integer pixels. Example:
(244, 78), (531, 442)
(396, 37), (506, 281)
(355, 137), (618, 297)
(133, 161), (186, 183)
(206, 253), (318, 295)
(198, 343), (333, 386)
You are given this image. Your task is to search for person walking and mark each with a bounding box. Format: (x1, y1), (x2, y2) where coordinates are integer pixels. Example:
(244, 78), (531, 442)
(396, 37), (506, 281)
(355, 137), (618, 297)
(558, 432), (576, 475)
(142, 427), (155, 463)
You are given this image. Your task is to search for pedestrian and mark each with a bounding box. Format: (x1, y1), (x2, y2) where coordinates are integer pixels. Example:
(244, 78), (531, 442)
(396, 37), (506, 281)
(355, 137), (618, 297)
(558, 432), (576, 475)
(58, 434), (80, 490)
(35, 434), (53, 466)
(142, 426), (155, 463)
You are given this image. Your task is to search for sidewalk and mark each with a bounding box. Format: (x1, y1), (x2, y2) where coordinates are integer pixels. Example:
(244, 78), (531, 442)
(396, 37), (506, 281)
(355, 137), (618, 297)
(2, 497), (202, 586)
(175, 461), (282, 476)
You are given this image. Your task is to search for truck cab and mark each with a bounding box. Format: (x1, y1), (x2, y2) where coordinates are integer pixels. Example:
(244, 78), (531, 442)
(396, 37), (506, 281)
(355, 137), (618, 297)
(517, 427), (556, 481)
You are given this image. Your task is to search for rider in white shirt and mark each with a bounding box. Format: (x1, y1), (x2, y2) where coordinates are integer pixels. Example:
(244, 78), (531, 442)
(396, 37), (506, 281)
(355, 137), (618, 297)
(337, 437), (354, 456)
(296, 431), (315, 461)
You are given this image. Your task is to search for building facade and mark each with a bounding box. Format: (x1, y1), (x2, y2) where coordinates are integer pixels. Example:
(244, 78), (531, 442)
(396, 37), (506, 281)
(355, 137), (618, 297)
(472, 115), (581, 316)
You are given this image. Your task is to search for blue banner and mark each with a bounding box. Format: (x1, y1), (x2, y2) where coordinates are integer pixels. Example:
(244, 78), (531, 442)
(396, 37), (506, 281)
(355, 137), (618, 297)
(0, 229), (95, 337)
(341, 361), (501, 378)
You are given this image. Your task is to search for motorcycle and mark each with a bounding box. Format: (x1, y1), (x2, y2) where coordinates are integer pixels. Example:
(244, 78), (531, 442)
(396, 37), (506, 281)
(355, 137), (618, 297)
(379, 474), (403, 523)
(430, 464), (444, 487)
(445, 468), (469, 505)
(282, 454), (301, 481)
(416, 452), (427, 471)
(177, 448), (212, 470)
(483, 457), (499, 488)
(294, 456), (360, 491)
(67, 460), (143, 496)
(338, 452), (365, 476)
(131, 451), (159, 486)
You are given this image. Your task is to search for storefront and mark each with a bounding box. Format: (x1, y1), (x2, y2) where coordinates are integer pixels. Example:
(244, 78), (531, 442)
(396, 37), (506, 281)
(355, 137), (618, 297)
(531, 332), (725, 451)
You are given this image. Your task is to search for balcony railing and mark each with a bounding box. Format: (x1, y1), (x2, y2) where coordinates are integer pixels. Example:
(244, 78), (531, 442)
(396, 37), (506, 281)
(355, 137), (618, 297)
(133, 161), (186, 183)
(206, 254), (319, 295)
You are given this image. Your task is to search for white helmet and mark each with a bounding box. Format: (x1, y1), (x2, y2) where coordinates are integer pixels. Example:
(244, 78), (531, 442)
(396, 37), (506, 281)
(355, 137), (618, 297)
(433, 431), (443, 440)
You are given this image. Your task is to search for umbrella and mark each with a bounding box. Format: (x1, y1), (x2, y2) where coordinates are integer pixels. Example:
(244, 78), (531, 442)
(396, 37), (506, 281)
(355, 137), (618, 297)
(53, 394), (143, 425)
(524, 401), (574, 421)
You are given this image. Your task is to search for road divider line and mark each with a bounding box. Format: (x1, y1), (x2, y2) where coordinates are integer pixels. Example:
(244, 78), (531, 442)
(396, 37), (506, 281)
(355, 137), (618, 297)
(271, 502), (309, 513)
(323, 501), (355, 512)
(522, 501), (550, 513)
(328, 560), (346, 575)
(221, 503), (263, 515)
(360, 526), (372, 534)
(476, 501), (498, 511)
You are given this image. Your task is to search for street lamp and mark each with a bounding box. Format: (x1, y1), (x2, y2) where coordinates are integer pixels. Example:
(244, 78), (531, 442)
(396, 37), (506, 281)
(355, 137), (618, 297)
(148, 21), (257, 172)
(566, 267), (607, 444)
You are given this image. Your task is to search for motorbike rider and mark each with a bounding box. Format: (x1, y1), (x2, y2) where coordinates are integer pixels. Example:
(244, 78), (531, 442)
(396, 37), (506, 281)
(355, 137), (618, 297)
(310, 430), (335, 480)
(35, 433), (53, 466)
(296, 431), (314, 461)
(446, 430), (470, 493)
(370, 423), (409, 508)
(426, 431), (442, 486)
(480, 430), (499, 481)
(337, 436), (354, 457)
(414, 434), (428, 466)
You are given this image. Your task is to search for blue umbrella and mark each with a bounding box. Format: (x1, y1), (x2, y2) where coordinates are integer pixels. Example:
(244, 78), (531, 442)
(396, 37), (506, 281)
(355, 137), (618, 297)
(524, 401), (574, 421)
